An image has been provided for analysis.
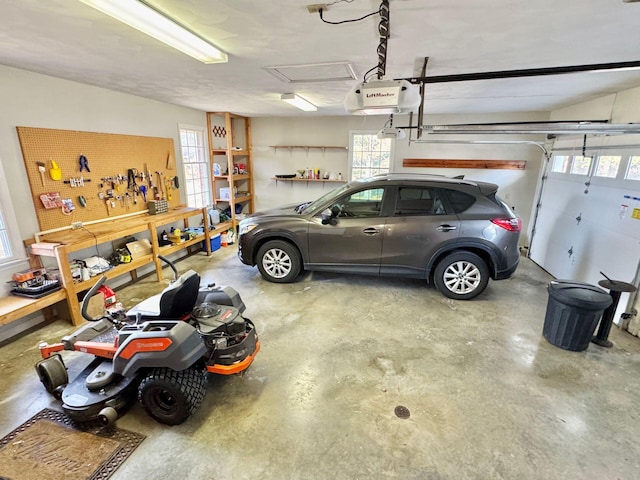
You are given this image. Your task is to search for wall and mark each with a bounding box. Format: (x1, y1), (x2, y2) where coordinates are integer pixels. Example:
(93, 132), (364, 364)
(251, 112), (549, 245)
(0, 65), (206, 340)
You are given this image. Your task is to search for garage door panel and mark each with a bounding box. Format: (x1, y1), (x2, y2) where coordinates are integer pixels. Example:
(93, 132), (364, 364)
(531, 154), (640, 329)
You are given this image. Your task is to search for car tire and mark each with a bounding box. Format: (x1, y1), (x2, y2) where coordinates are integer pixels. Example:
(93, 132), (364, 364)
(256, 240), (301, 283)
(434, 251), (489, 300)
(138, 366), (206, 425)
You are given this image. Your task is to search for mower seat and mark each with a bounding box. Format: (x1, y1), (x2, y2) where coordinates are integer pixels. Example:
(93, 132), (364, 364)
(126, 270), (201, 320)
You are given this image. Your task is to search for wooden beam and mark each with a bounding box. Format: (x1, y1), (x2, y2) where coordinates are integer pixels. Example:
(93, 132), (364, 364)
(403, 159), (526, 170)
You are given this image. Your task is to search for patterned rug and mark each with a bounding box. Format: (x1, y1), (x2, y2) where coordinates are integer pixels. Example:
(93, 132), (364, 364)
(0, 408), (145, 480)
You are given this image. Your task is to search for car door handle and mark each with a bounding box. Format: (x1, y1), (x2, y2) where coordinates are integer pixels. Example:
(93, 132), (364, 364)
(436, 224), (457, 232)
(363, 227), (381, 235)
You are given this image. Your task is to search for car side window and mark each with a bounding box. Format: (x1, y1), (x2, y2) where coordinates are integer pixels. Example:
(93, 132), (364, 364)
(332, 188), (385, 217)
(444, 189), (476, 213)
(394, 187), (446, 216)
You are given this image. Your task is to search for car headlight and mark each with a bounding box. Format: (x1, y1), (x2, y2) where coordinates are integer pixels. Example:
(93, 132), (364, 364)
(239, 223), (257, 236)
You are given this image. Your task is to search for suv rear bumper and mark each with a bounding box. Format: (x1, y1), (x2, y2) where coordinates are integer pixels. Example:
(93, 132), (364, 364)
(495, 257), (519, 280)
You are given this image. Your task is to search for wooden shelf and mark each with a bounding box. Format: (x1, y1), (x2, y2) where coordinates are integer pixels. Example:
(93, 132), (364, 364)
(212, 149), (249, 156)
(272, 177), (346, 184)
(74, 254), (155, 291)
(207, 112), (255, 229)
(270, 145), (347, 154)
(25, 207), (217, 326)
(0, 288), (67, 326)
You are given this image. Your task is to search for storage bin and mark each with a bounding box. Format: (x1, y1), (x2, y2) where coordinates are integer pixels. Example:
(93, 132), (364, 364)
(202, 234), (221, 253)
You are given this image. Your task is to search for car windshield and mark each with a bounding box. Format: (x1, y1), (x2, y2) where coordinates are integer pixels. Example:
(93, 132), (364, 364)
(298, 182), (357, 215)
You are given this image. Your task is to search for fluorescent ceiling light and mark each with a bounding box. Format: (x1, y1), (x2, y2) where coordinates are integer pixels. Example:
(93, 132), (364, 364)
(78, 0), (227, 64)
(281, 93), (317, 112)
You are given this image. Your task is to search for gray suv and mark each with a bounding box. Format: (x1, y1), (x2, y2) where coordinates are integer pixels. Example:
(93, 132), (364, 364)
(238, 174), (521, 300)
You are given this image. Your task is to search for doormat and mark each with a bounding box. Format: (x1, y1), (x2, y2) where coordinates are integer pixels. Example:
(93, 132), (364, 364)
(0, 408), (145, 480)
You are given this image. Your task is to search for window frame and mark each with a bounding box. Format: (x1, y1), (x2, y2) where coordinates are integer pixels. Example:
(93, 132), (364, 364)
(348, 131), (394, 181)
(178, 124), (211, 209)
(0, 157), (27, 267)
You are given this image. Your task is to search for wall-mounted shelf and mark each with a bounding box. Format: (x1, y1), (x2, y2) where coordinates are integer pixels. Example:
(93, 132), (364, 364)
(272, 177), (346, 184)
(270, 145), (348, 154)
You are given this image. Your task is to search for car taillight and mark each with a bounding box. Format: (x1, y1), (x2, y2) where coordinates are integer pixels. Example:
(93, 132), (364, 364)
(491, 217), (522, 232)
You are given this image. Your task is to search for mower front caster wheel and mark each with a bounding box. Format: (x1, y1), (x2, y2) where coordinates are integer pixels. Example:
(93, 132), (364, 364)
(138, 366), (206, 425)
(35, 355), (68, 394)
(98, 406), (118, 426)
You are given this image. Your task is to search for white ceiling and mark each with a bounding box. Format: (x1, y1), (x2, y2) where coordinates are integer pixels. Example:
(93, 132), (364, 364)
(2, 0), (640, 117)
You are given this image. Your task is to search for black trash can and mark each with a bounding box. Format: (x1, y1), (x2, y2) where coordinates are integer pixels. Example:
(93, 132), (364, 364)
(543, 280), (613, 351)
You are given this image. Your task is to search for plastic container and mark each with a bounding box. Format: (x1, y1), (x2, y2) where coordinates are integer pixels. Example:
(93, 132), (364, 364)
(543, 280), (613, 351)
(201, 234), (221, 253)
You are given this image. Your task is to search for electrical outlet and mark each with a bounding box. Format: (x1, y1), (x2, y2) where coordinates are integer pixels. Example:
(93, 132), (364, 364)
(306, 3), (327, 13)
(71, 221), (83, 229)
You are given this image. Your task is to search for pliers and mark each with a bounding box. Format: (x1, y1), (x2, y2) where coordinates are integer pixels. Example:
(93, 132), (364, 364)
(79, 155), (90, 172)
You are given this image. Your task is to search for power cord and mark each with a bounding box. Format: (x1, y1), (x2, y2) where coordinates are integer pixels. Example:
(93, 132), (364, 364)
(318, 5), (381, 25)
(79, 225), (101, 257)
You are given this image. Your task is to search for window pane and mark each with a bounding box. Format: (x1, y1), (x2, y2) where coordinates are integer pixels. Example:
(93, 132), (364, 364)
(179, 127), (211, 208)
(350, 133), (392, 180)
(626, 156), (640, 180)
(551, 155), (570, 173)
(570, 156), (592, 175)
(595, 155), (621, 178)
(0, 212), (11, 260)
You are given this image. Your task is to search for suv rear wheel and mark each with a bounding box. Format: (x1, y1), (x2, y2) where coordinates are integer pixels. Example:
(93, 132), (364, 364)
(257, 240), (301, 283)
(434, 251), (489, 300)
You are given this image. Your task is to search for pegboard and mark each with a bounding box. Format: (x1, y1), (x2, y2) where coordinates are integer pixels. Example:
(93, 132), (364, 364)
(17, 126), (180, 232)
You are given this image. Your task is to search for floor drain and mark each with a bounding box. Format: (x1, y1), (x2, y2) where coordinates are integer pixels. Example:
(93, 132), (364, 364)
(394, 405), (410, 419)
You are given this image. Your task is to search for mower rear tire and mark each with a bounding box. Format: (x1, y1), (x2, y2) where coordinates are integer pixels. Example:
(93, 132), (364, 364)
(138, 366), (206, 425)
(36, 355), (68, 394)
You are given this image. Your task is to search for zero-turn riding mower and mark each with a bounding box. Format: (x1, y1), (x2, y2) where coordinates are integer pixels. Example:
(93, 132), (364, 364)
(35, 256), (260, 426)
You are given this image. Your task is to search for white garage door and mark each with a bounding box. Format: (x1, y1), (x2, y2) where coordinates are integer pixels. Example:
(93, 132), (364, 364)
(529, 145), (640, 327)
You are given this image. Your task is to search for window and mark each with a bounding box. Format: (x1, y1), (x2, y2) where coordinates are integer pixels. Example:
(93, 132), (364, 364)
(333, 188), (385, 217)
(626, 156), (640, 180)
(179, 126), (211, 208)
(570, 155), (592, 175)
(445, 189), (475, 213)
(0, 210), (11, 261)
(594, 155), (621, 178)
(0, 159), (25, 266)
(551, 155), (570, 173)
(394, 187), (445, 216)
(350, 133), (392, 180)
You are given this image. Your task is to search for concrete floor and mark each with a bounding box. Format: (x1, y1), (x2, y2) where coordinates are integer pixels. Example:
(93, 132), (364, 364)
(2, 247), (640, 480)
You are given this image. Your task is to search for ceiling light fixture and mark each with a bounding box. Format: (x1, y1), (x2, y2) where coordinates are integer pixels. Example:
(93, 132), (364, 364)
(281, 93), (317, 112)
(77, 0), (227, 64)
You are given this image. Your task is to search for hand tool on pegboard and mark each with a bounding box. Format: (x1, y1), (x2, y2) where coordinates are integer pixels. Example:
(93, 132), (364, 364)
(36, 162), (46, 185)
(79, 155), (90, 172)
(49, 160), (62, 180)
(166, 151), (175, 169)
(165, 176), (173, 201)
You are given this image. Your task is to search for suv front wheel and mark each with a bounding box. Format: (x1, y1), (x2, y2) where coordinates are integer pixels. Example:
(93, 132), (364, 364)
(433, 251), (489, 300)
(257, 240), (302, 283)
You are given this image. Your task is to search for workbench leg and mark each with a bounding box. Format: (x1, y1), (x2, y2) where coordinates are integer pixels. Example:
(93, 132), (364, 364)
(55, 246), (83, 326)
(148, 221), (164, 281)
(203, 207), (212, 256)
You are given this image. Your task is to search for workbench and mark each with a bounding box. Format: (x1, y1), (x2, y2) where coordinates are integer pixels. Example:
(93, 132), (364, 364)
(25, 207), (231, 326)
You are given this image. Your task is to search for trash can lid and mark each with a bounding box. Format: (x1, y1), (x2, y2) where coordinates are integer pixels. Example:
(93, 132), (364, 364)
(548, 280), (613, 309)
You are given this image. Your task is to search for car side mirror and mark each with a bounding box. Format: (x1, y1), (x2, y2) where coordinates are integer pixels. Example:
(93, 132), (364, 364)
(321, 207), (337, 225)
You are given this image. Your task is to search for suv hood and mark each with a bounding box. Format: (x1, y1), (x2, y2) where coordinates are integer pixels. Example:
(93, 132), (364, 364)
(248, 202), (305, 218)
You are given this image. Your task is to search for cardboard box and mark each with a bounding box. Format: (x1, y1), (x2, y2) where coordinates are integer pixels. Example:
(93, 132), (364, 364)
(126, 238), (152, 259)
